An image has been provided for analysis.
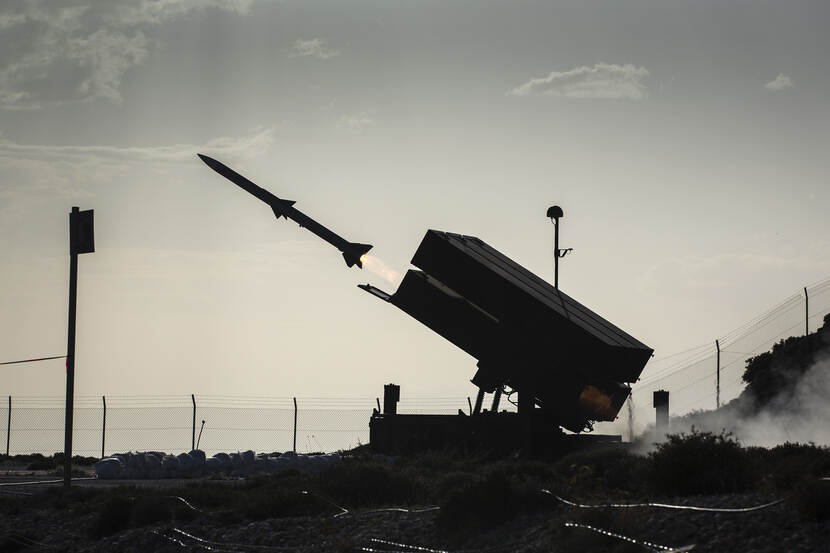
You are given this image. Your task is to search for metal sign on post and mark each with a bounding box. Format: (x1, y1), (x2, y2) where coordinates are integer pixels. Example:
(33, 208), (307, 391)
(65, 207), (94, 487)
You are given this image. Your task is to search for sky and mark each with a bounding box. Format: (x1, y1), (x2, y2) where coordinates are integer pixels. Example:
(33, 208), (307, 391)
(1, 0), (829, 421)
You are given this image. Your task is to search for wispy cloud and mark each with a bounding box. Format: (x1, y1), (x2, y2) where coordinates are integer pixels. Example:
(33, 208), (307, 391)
(0, 127), (274, 164)
(509, 63), (649, 100)
(0, 127), (274, 204)
(336, 111), (375, 132)
(291, 38), (340, 60)
(0, 1), (252, 110)
(765, 73), (793, 91)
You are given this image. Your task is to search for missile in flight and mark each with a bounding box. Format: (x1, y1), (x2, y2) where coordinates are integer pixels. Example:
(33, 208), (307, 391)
(198, 154), (373, 268)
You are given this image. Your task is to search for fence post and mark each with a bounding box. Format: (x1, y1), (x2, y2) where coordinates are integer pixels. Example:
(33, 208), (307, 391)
(715, 339), (721, 409)
(6, 396), (10, 456)
(191, 394), (196, 451)
(804, 286), (809, 336)
(101, 396), (106, 459)
(293, 397), (297, 453)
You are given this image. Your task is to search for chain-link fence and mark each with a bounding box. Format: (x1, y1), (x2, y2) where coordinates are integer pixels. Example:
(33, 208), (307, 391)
(5, 280), (830, 455)
(620, 277), (830, 437)
(0, 395), (474, 457)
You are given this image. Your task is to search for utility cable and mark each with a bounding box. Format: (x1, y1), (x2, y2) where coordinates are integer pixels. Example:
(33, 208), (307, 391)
(0, 355), (65, 366)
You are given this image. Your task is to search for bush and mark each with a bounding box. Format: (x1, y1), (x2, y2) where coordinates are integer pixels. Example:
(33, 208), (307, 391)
(91, 495), (133, 538)
(793, 479), (830, 522)
(131, 496), (172, 526)
(315, 461), (419, 507)
(647, 430), (754, 496)
(759, 443), (830, 491)
(26, 457), (55, 471)
(554, 450), (647, 495)
(51, 453), (97, 466)
(437, 470), (546, 529)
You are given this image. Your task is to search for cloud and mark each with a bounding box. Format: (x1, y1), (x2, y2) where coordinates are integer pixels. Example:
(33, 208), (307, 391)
(0, 127), (274, 203)
(0, 127), (274, 165)
(509, 63), (649, 100)
(765, 73), (793, 91)
(0, 1), (252, 110)
(336, 111), (375, 132)
(105, 0), (253, 26)
(291, 38), (340, 60)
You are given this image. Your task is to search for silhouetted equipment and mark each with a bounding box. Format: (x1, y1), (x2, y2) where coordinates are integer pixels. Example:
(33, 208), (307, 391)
(383, 384), (400, 415)
(65, 206), (95, 487)
(547, 204), (572, 288)
(653, 389), (669, 435)
(369, 384), (623, 454)
(197, 154), (373, 268)
(716, 339), (721, 409)
(70, 208), (95, 254)
(362, 230), (653, 450)
(546, 205), (564, 220)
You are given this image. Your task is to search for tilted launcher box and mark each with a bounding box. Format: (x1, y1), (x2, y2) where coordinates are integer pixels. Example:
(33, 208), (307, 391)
(362, 230), (653, 448)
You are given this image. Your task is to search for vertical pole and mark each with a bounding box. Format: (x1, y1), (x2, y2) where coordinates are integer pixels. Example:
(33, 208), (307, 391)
(490, 386), (502, 412)
(101, 396), (106, 459)
(627, 395), (634, 442)
(6, 396), (10, 456)
(467, 396), (472, 415)
(292, 397), (298, 453)
(715, 339), (721, 409)
(473, 388), (484, 414)
(191, 394), (196, 451)
(804, 286), (809, 336)
(375, 398), (380, 412)
(64, 206), (79, 488)
(554, 219), (560, 288)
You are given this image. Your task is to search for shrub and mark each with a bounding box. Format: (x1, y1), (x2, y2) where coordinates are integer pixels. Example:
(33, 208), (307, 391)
(554, 449), (647, 495)
(91, 495), (133, 538)
(437, 470), (546, 529)
(647, 430), (754, 496)
(315, 462), (419, 507)
(51, 453), (98, 466)
(793, 479), (830, 522)
(26, 458), (55, 471)
(131, 496), (172, 526)
(760, 443), (830, 491)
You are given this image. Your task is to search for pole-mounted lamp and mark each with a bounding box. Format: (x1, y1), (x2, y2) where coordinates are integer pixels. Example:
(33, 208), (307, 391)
(546, 205), (572, 289)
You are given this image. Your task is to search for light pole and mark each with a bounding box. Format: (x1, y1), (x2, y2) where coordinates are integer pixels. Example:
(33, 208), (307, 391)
(65, 207), (94, 487)
(546, 205), (572, 288)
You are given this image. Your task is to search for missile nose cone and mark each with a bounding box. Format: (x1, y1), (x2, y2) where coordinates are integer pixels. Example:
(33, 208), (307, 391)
(198, 153), (226, 174)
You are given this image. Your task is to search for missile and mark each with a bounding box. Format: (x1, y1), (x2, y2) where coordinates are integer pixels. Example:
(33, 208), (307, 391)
(198, 154), (372, 268)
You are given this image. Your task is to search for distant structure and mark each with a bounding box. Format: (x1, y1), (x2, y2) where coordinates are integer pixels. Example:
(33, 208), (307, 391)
(653, 390), (669, 436)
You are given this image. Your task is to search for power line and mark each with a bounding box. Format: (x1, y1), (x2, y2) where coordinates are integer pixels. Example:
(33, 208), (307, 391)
(0, 355), (65, 366)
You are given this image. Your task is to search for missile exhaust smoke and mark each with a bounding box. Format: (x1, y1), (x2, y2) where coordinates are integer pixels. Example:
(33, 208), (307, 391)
(361, 254), (402, 286)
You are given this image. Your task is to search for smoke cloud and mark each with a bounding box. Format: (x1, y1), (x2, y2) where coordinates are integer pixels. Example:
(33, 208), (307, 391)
(649, 355), (830, 449)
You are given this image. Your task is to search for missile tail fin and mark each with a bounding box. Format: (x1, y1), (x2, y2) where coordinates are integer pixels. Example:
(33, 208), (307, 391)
(343, 243), (373, 268)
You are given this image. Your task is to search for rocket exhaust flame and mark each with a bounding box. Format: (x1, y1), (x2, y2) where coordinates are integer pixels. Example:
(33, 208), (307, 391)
(577, 384), (621, 421)
(361, 254), (403, 286)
